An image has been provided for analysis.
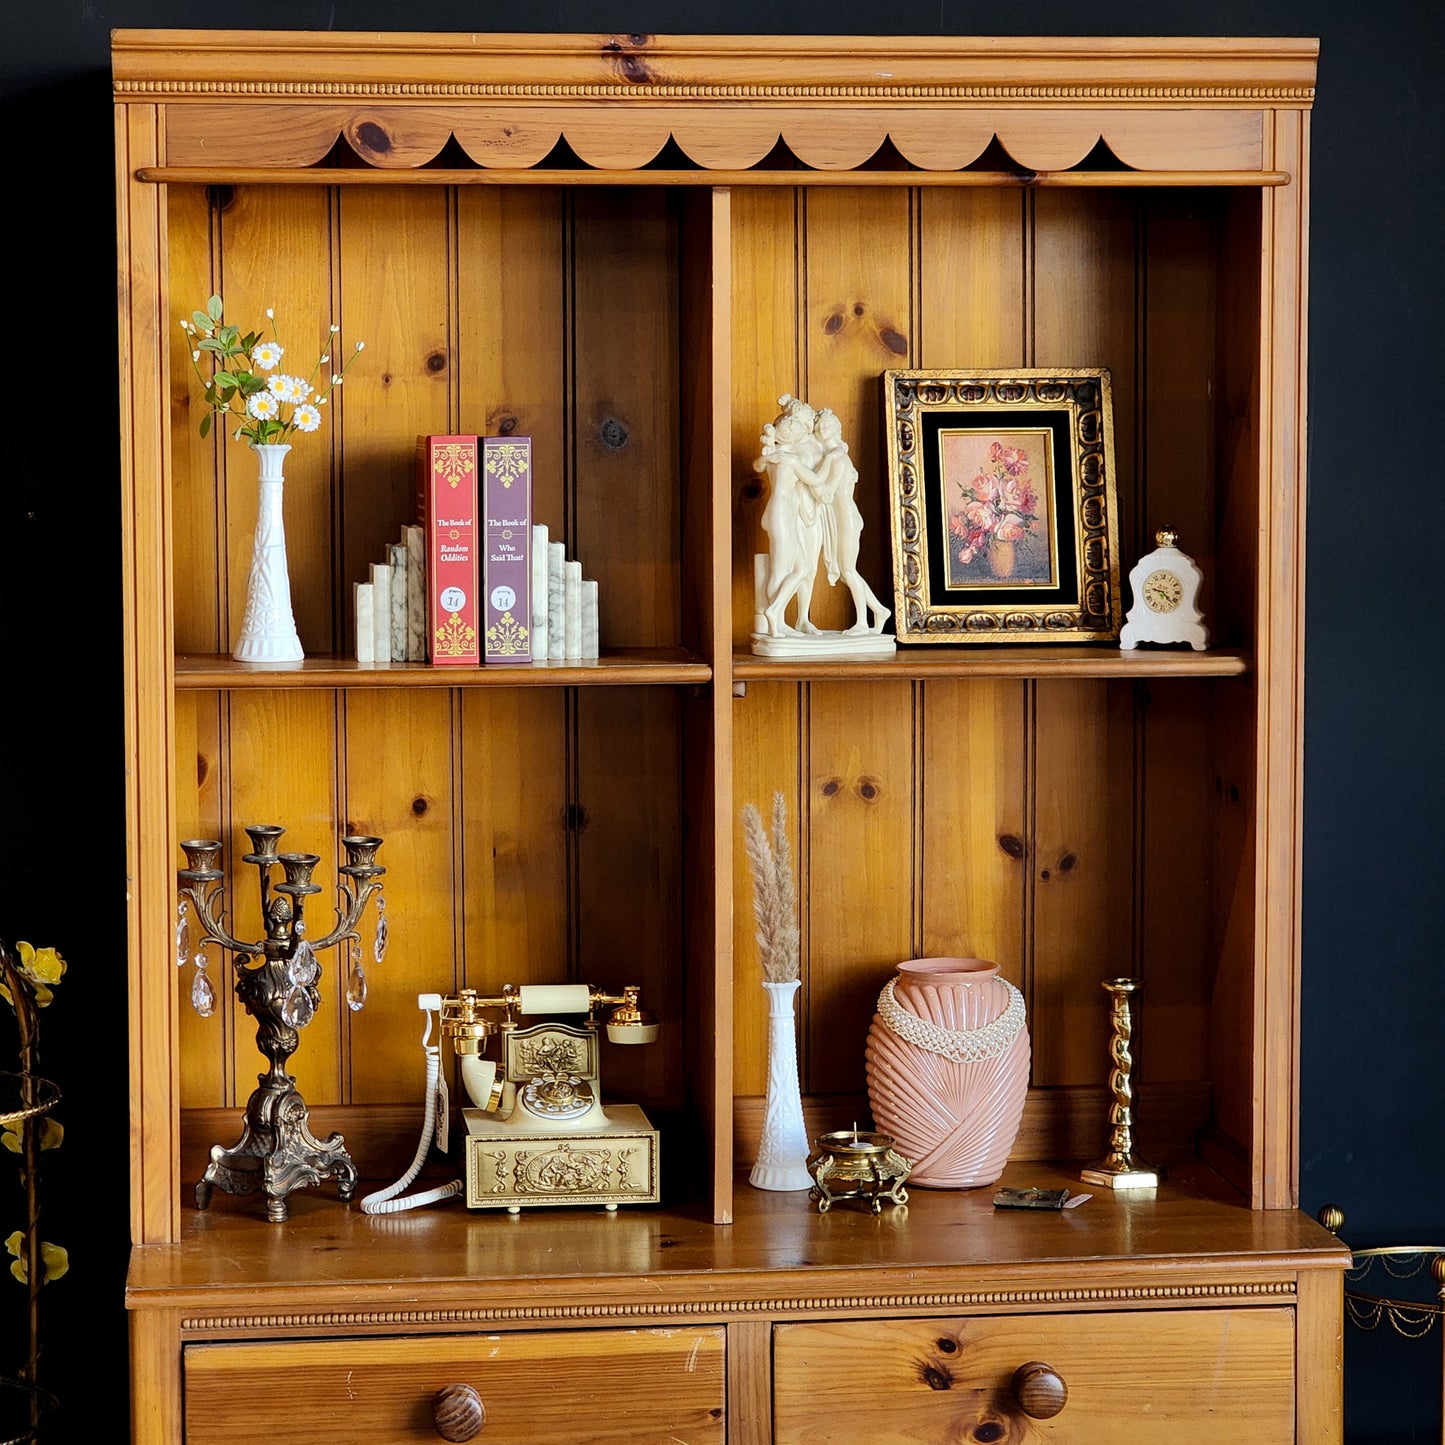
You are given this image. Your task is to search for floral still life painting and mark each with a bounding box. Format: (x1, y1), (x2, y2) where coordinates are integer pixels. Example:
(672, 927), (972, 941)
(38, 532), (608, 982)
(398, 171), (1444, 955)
(942, 431), (1058, 588)
(884, 369), (1121, 643)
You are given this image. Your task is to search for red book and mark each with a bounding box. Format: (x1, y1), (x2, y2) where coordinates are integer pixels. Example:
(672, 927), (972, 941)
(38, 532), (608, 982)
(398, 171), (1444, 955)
(417, 435), (480, 666)
(483, 436), (533, 663)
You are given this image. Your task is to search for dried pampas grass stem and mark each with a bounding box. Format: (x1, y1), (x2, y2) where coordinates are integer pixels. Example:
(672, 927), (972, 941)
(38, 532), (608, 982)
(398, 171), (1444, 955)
(741, 791), (800, 983)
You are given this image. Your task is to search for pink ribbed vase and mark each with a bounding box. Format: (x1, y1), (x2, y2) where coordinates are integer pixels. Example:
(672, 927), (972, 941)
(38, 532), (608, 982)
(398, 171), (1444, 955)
(865, 957), (1030, 1188)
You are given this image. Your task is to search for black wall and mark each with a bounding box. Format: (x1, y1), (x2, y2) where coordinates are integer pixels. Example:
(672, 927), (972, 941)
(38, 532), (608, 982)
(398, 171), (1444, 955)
(2, 4), (1440, 1441)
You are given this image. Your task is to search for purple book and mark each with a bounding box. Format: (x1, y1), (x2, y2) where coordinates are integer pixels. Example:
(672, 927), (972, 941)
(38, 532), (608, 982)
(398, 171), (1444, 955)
(482, 436), (533, 663)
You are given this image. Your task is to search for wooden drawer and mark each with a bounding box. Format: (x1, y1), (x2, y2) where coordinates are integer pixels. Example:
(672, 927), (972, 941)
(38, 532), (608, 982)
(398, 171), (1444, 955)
(183, 1326), (725, 1444)
(773, 1308), (1296, 1443)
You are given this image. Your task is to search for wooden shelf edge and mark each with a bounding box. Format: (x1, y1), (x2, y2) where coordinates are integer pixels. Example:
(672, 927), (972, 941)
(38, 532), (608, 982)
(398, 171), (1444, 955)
(731, 645), (1250, 682)
(174, 649), (712, 689)
(135, 167), (1291, 189)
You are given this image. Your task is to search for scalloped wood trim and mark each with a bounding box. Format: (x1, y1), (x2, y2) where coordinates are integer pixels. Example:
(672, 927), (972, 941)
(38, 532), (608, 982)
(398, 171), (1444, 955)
(179, 1280), (1298, 1334)
(159, 103), (1265, 174)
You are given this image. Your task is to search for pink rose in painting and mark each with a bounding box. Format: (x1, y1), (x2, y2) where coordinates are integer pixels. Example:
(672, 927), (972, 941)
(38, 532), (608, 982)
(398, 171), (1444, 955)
(963, 498), (997, 532)
(999, 474), (1036, 515)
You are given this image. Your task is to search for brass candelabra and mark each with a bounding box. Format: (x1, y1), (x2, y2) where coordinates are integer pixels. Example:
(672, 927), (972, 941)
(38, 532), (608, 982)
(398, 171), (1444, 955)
(178, 825), (384, 1222)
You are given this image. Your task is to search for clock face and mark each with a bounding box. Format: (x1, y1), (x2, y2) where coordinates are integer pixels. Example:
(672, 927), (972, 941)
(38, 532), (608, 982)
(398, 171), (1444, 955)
(1142, 569), (1183, 613)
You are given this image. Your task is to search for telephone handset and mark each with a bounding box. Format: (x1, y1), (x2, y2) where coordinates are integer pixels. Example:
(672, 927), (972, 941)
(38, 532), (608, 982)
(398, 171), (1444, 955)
(361, 983), (660, 1215)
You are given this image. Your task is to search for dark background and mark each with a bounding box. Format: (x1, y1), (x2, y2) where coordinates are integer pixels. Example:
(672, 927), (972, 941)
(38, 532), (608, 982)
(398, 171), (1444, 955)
(2, 3), (1440, 1441)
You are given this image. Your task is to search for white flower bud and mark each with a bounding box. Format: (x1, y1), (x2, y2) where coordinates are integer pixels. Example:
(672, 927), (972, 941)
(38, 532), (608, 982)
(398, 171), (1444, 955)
(330, 324), (340, 333)
(266, 308), (274, 318)
(355, 340), (365, 351)
(192, 350), (201, 361)
(320, 355), (330, 365)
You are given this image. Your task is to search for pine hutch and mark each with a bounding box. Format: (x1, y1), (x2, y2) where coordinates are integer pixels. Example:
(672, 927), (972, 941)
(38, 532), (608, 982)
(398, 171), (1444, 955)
(115, 30), (1346, 1442)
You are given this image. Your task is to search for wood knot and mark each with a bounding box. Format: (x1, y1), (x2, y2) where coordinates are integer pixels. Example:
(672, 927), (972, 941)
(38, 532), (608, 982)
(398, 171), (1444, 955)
(425, 350), (447, 374)
(880, 326), (909, 356)
(1058, 851), (1078, 873)
(973, 1426), (1004, 1443)
(411, 797), (429, 816)
(564, 803), (589, 832)
(856, 777), (880, 802)
(935, 1337), (957, 1354)
(602, 35), (656, 84)
(997, 834), (1025, 859)
(920, 1364), (952, 1391)
(355, 120), (393, 154)
(823, 310), (845, 335)
(820, 778), (841, 797)
(493, 414), (518, 436)
(742, 480), (763, 501)
(598, 416), (629, 451)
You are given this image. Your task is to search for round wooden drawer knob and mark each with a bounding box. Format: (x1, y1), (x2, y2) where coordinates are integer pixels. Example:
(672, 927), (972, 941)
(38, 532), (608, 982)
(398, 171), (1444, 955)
(433, 1383), (486, 1441)
(1012, 1360), (1068, 1419)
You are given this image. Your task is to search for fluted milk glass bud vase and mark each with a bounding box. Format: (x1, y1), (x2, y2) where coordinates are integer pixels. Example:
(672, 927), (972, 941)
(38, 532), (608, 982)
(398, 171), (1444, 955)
(751, 978), (813, 1190)
(233, 443), (303, 663)
(741, 792), (812, 1191)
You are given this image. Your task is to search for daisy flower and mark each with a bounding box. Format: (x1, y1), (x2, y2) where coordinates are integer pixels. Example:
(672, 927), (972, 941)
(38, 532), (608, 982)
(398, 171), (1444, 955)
(267, 374), (311, 404)
(251, 340), (284, 371)
(292, 404), (322, 433)
(247, 392), (280, 421)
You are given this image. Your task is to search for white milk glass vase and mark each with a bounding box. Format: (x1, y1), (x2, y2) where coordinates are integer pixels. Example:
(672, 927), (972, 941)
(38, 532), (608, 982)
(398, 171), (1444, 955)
(233, 443), (303, 663)
(750, 978), (813, 1191)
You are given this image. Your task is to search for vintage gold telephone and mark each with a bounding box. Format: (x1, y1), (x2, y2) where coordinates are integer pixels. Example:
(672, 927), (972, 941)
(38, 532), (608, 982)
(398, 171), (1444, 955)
(362, 983), (660, 1215)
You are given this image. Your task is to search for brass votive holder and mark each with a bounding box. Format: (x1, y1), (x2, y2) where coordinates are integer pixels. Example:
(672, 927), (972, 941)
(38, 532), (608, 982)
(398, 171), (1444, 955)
(806, 1129), (911, 1214)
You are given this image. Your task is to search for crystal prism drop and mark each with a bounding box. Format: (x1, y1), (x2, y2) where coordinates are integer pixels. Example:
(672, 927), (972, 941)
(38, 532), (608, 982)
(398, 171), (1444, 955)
(176, 900), (191, 968)
(372, 898), (389, 964)
(190, 962), (215, 1018)
(346, 964), (368, 1012)
(281, 986), (315, 1029)
(287, 940), (319, 988)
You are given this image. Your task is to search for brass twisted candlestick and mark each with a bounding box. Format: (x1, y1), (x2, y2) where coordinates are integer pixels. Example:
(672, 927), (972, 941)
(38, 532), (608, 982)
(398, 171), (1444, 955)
(1081, 977), (1162, 1190)
(178, 825), (384, 1222)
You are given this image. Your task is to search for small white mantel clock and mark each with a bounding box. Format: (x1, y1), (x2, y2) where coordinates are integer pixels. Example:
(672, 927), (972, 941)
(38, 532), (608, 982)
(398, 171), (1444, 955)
(1120, 528), (1208, 651)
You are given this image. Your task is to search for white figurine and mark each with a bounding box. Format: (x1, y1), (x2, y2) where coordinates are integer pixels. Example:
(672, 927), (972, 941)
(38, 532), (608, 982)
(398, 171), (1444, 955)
(751, 395), (895, 659)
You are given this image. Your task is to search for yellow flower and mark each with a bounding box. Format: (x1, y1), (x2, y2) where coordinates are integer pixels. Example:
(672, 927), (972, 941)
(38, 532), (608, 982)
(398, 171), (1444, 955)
(4, 1232), (67, 1284)
(6, 943), (65, 1010)
(16, 942), (65, 986)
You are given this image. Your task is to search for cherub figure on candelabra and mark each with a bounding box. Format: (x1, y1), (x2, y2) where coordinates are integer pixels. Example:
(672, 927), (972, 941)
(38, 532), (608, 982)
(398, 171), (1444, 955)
(177, 825), (385, 1222)
(751, 394), (895, 658)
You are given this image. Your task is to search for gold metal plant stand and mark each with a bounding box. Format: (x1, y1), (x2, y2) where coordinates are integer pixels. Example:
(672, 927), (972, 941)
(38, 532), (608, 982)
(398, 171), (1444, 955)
(0, 944), (60, 1441)
(1319, 1205), (1445, 1431)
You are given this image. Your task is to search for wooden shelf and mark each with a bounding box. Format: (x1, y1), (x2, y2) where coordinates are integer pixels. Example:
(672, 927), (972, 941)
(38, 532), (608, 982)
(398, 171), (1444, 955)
(174, 648), (712, 689)
(732, 645), (1250, 682)
(127, 1157), (1346, 1314)
(136, 166), (1291, 189)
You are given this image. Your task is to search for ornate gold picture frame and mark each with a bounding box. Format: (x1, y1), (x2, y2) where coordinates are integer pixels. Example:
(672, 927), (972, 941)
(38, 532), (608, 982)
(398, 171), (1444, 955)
(884, 369), (1122, 643)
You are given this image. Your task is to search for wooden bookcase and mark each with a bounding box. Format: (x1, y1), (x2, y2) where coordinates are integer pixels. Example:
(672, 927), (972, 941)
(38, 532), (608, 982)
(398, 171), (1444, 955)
(116, 31), (1347, 1443)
